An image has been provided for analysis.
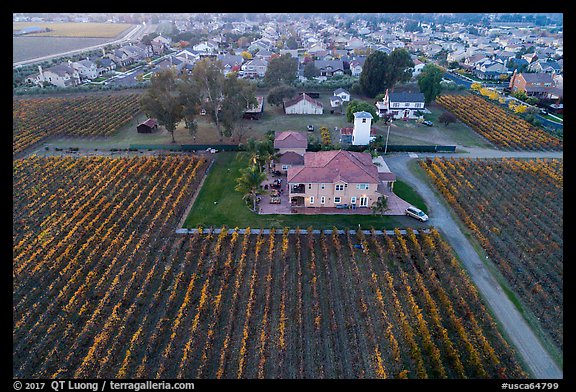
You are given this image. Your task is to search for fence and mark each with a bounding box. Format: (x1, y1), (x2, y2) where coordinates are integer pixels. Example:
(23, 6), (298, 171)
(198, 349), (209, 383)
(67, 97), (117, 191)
(346, 144), (456, 153)
(129, 144), (240, 151)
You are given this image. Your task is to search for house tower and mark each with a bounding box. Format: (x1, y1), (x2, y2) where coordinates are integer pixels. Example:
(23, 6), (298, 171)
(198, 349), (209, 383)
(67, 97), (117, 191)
(352, 111), (373, 145)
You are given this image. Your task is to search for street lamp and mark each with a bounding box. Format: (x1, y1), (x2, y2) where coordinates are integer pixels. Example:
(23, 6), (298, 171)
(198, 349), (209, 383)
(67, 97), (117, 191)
(384, 125), (391, 155)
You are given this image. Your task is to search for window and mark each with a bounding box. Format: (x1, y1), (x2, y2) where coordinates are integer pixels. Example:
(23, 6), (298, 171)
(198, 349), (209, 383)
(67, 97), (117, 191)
(335, 184), (344, 191)
(362, 118), (366, 123)
(392, 102), (400, 108)
(320, 196), (325, 204)
(334, 197), (341, 203)
(309, 196), (314, 204)
(351, 196), (357, 204)
(321, 183), (325, 189)
(405, 102), (410, 107)
(282, 165), (289, 170)
(356, 184), (369, 190)
(308, 184), (312, 189)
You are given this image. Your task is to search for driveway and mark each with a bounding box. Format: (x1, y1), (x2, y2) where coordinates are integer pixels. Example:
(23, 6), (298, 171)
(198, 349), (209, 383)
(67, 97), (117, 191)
(385, 152), (563, 379)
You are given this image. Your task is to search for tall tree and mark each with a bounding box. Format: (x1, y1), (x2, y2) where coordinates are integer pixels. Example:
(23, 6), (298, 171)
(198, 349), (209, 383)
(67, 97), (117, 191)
(346, 100), (379, 123)
(220, 76), (257, 138)
(417, 63), (444, 103)
(237, 137), (275, 171)
(303, 62), (320, 79)
(177, 72), (201, 141)
(263, 53), (298, 87)
(286, 35), (299, 50)
(235, 164), (267, 212)
(360, 49), (414, 98)
(140, 68), (183, 143)
(192, 57), (226, 139)
(267, 84), (297, 106)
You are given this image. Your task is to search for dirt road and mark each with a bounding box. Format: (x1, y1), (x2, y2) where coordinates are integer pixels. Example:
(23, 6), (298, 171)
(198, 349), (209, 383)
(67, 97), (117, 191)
(385, 151), (563, 379)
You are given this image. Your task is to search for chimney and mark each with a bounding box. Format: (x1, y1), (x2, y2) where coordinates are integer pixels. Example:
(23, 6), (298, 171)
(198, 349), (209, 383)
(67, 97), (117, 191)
(38, 65), (44, 81)
(102, 47), (106, 56)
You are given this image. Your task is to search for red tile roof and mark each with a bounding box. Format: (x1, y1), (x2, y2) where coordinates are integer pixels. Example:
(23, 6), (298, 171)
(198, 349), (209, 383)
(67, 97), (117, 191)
(274, 131), (308, 149)
(287, 150), (380, 184)
(278, 151), (305, 165)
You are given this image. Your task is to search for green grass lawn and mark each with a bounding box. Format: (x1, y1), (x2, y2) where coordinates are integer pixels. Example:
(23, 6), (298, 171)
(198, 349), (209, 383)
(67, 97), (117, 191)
(183, 151), (410, 230)
(393, 180), (428, 214)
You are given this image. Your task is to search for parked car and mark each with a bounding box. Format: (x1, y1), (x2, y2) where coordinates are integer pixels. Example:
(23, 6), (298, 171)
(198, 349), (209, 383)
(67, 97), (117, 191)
(422, 120), (433, 127)
(307, 124), (314, 132)
(405, 206), (429, 222)
(539, 108), (548, 115)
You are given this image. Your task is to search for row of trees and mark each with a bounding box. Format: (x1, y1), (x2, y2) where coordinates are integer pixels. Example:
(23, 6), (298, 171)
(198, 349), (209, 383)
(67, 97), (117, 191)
(140, 58), (258, 143)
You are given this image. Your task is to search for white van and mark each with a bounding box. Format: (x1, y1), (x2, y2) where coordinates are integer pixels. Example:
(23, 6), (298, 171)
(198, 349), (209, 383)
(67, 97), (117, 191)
(405, 206), (429, 222)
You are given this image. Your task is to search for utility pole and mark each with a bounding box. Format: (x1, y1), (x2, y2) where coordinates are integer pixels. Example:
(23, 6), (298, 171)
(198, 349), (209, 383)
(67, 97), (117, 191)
(384, 125), (390, 155)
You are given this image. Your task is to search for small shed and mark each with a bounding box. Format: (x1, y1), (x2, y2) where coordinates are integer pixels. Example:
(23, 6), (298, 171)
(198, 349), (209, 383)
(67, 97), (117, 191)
(137, 118), (158, 133)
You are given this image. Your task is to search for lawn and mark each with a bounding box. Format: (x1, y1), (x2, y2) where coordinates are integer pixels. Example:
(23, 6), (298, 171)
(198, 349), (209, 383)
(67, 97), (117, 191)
(393, 180), (428, 214)
(183, 152), (413, 230)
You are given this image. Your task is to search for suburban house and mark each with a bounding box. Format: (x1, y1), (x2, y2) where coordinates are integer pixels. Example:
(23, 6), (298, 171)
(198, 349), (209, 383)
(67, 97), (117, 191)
(96, 58), (117, 75)
(471, 58), (508, 80)
(150, 35), (172, 54)
(376, 89), (426, 120)
(313, 59), (345, 77)
(349, 56), (366, 77)
(287, 150), (384, 209)
(71, 59), (98, 81)
(193, 41), (218, 53)
(274, 130), (308, 156)
(25, 64), (81, 88)
(410, 58), (426, 79)
(283, 93), (324, 115)
(240, 58), (268, 78)
(217, 54), (244, 75)
(333, 87), (351, 102)
(509, 70), (563, 100)
(136, 118), (158, 133)
(527, 58), (562, 74)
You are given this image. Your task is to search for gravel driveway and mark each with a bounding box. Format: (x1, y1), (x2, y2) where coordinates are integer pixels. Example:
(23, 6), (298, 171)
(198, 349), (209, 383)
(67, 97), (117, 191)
(385, 152), (563, 379)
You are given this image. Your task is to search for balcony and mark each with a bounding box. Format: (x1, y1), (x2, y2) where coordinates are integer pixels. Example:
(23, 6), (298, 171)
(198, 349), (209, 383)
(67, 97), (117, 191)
(290, 184), (306, 194)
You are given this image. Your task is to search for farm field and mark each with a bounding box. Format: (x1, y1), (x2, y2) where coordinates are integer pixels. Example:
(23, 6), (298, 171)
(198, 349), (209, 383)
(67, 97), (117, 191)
(13, 94), (141, 155)
(13, 36), (116, 63)
(13, 22), (133, 38)
(419, 157), (563, 355)
(436, 94), (563, 151)
(12, 154), (528, 378)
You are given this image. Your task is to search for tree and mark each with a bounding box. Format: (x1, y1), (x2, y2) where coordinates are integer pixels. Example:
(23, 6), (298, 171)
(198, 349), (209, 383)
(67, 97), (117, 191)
(371, 196), (390, 215)
(140, 68), (183, 144)
(240, 51), (253, 60)
(267, 84), (297, 106)
(192, 57), (226, 139)
(303, 62), (320, 79)
(220, 76), (257, 138)
(237, 137), (275, 171)
(346, 100), (379, 123)
(263, 53), (298, 87)
(417, 63), (444, 103)
(439, 112), (457, 127)
(141, 32), (159, 54)
(359, 49), (414, 98)
(235, 164), (267, 212)
(286, 35), (299, 50)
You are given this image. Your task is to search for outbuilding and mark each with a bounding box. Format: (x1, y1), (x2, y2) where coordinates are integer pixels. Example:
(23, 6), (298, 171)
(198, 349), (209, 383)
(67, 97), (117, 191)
(137, 118), (158, 133)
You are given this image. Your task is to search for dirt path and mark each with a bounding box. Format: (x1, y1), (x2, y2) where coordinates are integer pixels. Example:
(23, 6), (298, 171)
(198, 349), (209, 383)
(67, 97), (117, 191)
(385, 152), (563, 379)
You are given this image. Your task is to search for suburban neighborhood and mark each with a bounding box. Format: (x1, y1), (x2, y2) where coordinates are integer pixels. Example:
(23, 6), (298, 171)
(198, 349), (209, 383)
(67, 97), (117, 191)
(13, 12), (563, 385)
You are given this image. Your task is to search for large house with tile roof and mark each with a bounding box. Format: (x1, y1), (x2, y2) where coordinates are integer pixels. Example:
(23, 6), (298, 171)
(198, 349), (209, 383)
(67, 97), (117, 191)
(287, 150), (392, 209)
